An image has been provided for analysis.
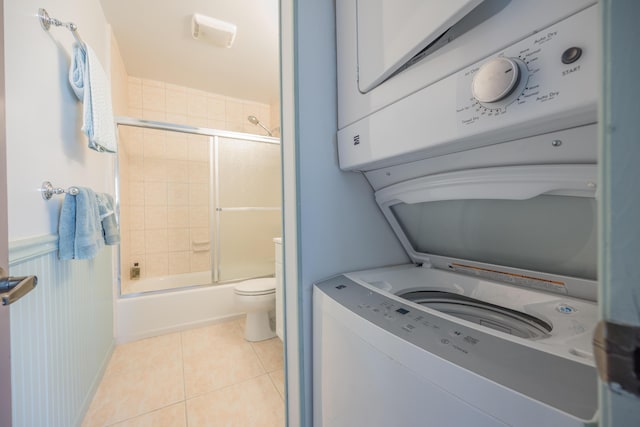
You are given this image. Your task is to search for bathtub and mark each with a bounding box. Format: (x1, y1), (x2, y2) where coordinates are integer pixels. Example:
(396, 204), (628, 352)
(115, 271), (244, 343)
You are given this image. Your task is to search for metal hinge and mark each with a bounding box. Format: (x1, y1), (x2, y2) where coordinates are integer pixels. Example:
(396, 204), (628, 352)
(593, 320), (640, 397)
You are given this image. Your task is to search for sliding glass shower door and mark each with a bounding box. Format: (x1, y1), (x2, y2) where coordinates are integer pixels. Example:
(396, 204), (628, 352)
(116, 118), (281, 295)
(214, 136), (281, 282)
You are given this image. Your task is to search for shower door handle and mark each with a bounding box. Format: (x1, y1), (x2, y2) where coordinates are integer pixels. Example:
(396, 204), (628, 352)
(0, 268), (38, 305)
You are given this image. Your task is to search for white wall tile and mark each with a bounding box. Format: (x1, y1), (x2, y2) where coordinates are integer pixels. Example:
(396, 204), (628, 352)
(225, 100), (244, 125)
(168, 182), (190, 206)
(144, 182), (168, 206)
(146, 252), (169, 277)
(166, 160), (189, 183)
(129, 182), (145, 206)
(128, 81), (142, 110)
(145, 206), (168, 229)
(207, 97), (226, 122)
(190, 251), (210, 272)
(142, 110), (166, 123)
(188, 161), (209, 183)
(166, 89), (187, 115)
(168, 251), (191, 275)
(189, 206), (209, 228)
(187, 92), (208, 118)
(188, 136), (209, 161)
(143, 159), (168, 182)
(166, 133), (189, 160)
(145, 228), (168, 253)
(142, 79), (165, 88)
(128, 155), (144, 182)
(168, 228), (190, 251)
(129, 206), (145, 230)
(189, 183), (209, 206)
(142, 85), (166, 112)
(130, 230), (146, 255)
(168, 207), (190, 228)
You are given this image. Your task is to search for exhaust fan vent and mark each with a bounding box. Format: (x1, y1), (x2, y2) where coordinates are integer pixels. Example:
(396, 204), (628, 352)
(191, 13), (237, 48)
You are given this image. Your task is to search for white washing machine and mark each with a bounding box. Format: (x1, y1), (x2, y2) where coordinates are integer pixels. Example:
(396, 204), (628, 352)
(316, 1), (601, 425)
(313, 164), (599, 426)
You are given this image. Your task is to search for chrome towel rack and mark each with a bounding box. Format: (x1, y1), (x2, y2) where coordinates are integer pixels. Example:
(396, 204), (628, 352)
(37, 8), (85, 47)
(41, 181), (80, 200)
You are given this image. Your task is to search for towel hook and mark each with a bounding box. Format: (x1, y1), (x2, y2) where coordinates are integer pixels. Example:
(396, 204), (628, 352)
(41, 181), (80, 200)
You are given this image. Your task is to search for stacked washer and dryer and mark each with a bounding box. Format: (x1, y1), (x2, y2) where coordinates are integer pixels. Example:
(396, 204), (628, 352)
(314, 1), (600, 426)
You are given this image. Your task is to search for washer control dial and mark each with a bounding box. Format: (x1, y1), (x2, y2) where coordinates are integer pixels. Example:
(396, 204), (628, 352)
(472, 57), (521, 103)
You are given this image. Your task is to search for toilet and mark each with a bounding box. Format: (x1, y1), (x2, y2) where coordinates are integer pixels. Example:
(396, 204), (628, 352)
(234, 277), (276, 342)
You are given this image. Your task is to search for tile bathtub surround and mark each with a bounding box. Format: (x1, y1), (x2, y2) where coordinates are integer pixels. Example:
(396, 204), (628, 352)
(120, 77), (280, 291)
(82, 318), (284, 427)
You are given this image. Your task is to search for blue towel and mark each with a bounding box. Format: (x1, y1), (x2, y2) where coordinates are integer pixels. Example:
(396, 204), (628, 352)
(58, 188), (104, 260)
(69, 43), (118, 153)
(96, 193), (120, 245)
(58, 194), (76, 260)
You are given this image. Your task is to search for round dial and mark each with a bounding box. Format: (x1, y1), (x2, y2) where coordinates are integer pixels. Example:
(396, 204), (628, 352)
(472, 57), (521, 103)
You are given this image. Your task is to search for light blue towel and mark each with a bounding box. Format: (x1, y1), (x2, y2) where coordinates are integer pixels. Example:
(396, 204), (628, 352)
(96, 193), (120, 245)
(69, 43), (118, 153)
(58, 194), (76, 260)
(58, 188), (104, 260)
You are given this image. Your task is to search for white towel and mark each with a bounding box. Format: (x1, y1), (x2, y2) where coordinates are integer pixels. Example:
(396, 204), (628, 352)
(69, 43), (118, 153)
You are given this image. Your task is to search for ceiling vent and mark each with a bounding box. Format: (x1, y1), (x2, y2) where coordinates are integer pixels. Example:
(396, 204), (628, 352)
(191, 13), (237, 48)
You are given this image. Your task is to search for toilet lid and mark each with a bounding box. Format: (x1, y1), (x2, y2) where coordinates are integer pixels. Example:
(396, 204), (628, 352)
(235, 278), (276, 295)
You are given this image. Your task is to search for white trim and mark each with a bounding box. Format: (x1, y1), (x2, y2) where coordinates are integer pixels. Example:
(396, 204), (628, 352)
(376, 164), (598, 205)
(115, 116), (280, 145)
(8, 234), (58, 266)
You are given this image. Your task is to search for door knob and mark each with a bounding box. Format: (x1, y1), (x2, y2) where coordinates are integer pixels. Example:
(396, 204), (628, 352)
(0, 268), (38, 305)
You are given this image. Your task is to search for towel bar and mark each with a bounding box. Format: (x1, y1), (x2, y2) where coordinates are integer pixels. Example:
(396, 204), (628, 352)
(38, 8), (85, 47)
(41, 181), (80, 200)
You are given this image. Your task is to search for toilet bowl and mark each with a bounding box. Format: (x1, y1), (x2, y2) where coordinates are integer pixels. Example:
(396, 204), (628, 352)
(234, 278), (276, 342)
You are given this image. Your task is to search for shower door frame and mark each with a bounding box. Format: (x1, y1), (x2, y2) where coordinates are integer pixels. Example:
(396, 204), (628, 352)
(114, 116), (281, 298)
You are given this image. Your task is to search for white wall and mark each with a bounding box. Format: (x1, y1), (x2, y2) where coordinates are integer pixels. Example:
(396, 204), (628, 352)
(4, 1), (117, 424)
(4, 0), (115, 239)
(282, 0), (409, 425)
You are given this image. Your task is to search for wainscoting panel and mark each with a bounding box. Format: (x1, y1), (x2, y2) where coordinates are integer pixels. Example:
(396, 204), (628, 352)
(9, 235), (114, 427)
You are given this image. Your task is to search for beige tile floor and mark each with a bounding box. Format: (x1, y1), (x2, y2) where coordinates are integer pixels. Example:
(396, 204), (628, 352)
(82, 318), (285, 427)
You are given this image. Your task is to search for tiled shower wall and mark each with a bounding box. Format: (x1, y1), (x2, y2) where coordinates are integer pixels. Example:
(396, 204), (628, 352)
(119, 77), (278, 288)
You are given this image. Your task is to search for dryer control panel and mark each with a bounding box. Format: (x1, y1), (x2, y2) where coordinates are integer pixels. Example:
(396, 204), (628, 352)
(456, 15), (593, 128)
(337, 4), (598, 171)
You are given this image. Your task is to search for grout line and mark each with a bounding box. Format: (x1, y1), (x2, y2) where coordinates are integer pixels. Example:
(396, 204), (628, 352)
(180, 331), (189, 426)
(187, 372), (273, 401)
(184, 369), (266, 401)
(103, 401), (185, 427)
(266, 370), (285, 403)
(249, 340), (268, 374)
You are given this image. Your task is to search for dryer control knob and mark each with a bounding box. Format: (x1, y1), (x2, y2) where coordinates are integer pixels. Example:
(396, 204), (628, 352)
(472, 57), (521, 103)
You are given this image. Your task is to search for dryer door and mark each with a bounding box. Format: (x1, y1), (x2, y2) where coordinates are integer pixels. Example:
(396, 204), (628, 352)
(356, 0), (484, 93)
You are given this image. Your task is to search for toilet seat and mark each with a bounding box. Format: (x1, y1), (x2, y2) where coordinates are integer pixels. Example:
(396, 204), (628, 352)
(235, 278), (276, 296)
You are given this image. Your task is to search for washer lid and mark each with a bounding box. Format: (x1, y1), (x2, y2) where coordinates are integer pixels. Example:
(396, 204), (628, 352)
(235, 278), (276, 295)
(375, 165), (598, 281)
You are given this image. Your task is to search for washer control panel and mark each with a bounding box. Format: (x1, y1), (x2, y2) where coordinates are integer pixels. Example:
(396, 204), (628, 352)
(315, 275), (597, 419)
(327, 279), (487, 359)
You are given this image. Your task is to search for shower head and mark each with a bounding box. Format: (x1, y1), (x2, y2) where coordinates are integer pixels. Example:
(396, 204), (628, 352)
(247, 115), (273, 136)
